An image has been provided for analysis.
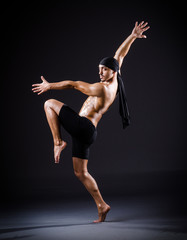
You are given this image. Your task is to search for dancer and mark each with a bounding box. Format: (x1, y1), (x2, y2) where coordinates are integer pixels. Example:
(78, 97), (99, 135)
(32, 21), (150, 223)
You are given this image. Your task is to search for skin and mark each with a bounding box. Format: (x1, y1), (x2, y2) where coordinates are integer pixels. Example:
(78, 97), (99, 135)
(32, 21), (150, 223)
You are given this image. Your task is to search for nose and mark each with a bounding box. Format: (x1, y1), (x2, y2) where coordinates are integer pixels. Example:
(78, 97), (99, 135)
(99, 68), (103, 75)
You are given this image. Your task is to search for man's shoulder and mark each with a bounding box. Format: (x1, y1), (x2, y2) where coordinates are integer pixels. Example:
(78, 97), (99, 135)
(92, 82), (106, 92)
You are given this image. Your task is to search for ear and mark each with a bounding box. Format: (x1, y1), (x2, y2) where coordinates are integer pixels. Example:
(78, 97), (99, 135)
(113, 71), (117, 78)
(114, 71), (117, 75)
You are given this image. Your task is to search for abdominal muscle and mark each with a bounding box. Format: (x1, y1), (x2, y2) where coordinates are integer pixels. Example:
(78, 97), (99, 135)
(79, 96), (103, 128)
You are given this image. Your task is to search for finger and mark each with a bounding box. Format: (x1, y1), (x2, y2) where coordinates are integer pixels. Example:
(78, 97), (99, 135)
(32, 88), (41, 93)
(135, 21), (138, 28)
(33, 89), (40, 93)
(41, 76), (46, 82)
(32, 83), (40, 87)
(142, 26), (150, 32)
(141, 22), (148, 28)
(38, 90), (44, 95)
(139, 21), (144, 26)
(141, 35), (147, 38)
(32, 87), (40, 91)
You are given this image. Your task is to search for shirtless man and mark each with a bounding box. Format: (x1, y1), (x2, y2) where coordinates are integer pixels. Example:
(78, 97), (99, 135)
(32, 21), (150, 223)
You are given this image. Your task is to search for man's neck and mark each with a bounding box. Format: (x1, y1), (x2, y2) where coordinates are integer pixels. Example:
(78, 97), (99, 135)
(100, 76), (117, 85)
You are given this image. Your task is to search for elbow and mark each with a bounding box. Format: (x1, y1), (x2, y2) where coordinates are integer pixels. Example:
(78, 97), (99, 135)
(73, 81), (86, 93)
(65, 80), (78, 89)
(114, 52), (119, 60)
(114, 54), (123, 63)
(73, 81), (79, 90)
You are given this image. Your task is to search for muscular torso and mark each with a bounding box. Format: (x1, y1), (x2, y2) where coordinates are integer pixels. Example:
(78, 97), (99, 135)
(79, 79), (118, 127)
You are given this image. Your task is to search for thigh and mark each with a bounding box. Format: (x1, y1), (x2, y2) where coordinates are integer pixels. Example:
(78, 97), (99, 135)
(72, 157), (88, 172)
(58, 105), (82, 137)
(72, 137), (90, 159)
(59, 105), (96, 144)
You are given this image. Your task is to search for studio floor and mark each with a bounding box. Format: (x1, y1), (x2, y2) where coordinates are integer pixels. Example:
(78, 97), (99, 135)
(0, 194), (186, 240)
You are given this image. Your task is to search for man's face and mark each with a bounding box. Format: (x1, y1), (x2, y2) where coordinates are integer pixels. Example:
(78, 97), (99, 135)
(99, 65), (114, 82)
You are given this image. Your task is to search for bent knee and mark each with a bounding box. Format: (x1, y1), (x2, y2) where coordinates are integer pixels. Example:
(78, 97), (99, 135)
(44, 99), (64, 115)
(44, 99), (55, 109)
(74, 170), (88, 181)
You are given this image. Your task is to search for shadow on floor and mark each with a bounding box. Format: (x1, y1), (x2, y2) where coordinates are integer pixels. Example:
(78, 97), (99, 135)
(0, 222), (94, 235)
(1, 217), (187, 237)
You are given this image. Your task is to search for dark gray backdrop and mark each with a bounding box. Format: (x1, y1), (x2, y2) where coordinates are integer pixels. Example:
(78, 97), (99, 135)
(2, 2), (187, 201)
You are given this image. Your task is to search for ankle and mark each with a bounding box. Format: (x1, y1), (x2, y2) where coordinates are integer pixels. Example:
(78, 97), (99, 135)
(54, 139), (63, 146)
(97, 202), (106, 209)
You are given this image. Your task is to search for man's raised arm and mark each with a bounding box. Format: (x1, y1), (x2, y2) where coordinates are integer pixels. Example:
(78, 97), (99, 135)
(114, 21), (150, 69)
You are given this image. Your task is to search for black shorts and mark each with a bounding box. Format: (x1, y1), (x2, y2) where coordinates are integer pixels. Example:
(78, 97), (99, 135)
(58, 104), (97, 159)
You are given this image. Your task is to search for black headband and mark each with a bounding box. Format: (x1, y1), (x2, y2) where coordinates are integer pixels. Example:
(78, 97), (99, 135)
(99, 57), (119, 72)
(99, 57), (130, 129)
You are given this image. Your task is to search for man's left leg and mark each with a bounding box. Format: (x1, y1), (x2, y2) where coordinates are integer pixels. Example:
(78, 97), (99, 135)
(73, 157), (110, 222)
(44, 99), (67, 163)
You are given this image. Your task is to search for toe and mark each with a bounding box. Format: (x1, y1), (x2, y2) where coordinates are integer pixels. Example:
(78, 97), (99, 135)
(55, 155), (59, 163)
(93, 219), (101, 223)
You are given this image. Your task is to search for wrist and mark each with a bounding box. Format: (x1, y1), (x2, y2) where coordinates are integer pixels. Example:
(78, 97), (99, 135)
(130, 33), (137, 40)
(48, 83), (52, 90)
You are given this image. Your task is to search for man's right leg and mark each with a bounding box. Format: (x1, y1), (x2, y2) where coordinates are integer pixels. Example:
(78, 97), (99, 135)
(44, 99), (67, 163)
(73, 157), (111, 222)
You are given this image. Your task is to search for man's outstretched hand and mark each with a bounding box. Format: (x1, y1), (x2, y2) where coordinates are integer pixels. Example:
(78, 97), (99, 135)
(131, 21), (150, 39)
(32, 76), (50, 95)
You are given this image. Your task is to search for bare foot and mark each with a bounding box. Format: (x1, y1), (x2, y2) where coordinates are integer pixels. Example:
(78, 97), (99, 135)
(93, 204), (111, 223)
(54, 141), (67, 163)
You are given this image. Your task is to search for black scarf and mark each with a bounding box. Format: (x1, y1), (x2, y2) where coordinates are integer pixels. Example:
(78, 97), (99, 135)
(99, 57), (130, 129)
